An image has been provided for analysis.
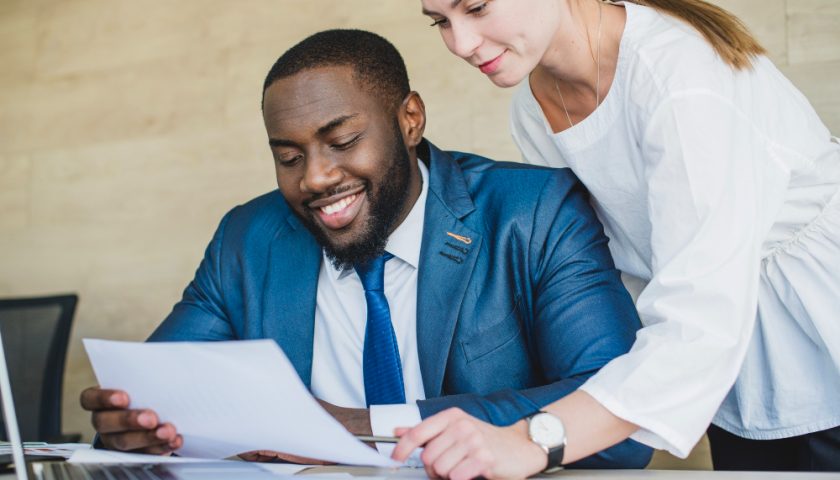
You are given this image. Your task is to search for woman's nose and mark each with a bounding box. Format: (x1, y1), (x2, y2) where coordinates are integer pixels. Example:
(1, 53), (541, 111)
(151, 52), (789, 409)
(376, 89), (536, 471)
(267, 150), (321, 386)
(445, 21), (483, 60)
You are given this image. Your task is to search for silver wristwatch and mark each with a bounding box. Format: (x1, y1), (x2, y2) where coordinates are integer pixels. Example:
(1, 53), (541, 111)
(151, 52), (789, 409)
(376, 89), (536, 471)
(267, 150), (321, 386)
(526, 411), (566, 472)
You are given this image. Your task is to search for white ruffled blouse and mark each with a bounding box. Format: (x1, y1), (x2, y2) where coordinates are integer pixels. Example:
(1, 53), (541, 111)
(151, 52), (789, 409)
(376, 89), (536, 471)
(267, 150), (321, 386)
(510, 2), (840, 458)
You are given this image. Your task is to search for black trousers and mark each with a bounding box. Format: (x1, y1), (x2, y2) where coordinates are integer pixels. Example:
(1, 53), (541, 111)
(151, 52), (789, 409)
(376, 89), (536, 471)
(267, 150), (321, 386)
(708, 423), (840, 471)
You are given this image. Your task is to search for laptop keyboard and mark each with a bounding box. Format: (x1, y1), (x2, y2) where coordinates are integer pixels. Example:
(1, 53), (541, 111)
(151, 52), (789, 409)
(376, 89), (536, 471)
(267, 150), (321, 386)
(45, 462), (175, 480)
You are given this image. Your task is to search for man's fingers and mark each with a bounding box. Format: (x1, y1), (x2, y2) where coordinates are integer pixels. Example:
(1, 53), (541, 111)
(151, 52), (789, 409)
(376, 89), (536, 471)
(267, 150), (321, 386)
(168, 434), (184, 451)
(80, 387), (129, 411)
(138, 443), (176, 456)
(238, 450), (332, 465)
(100, 429), (171, 452)
(140, 431), (182, 456)
(152, 423), (178, 442)
(274, 453), (332, 465)
(92, 409), (159, 434)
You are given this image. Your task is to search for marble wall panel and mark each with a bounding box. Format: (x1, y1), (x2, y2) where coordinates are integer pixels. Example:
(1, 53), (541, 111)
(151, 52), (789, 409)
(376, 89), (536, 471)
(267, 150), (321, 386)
(712, 0), (788, 65)
(203, 0), (426, 50)
(27, 126), (276, 230)
(0, 6), (39, 83)
(787, 0), (840, 65)
(466, 82), (519, 161)
(0, 154), (30, 231)
(3, 52), (230, 154)
(34, 0), (217, 79)
(781, 60), (840, 135)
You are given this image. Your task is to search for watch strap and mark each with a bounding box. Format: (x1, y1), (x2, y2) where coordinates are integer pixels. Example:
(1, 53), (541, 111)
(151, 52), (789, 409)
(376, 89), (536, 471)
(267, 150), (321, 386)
(544, 443), (565, 472)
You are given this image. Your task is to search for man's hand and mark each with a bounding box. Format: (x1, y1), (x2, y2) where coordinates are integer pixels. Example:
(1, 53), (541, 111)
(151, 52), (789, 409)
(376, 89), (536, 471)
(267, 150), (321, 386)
(80, 387), (182, 455)
(316, 399), (372, 436)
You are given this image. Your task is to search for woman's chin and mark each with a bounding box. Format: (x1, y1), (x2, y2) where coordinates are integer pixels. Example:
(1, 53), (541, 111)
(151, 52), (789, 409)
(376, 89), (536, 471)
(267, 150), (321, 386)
(487, 71), (527, 88)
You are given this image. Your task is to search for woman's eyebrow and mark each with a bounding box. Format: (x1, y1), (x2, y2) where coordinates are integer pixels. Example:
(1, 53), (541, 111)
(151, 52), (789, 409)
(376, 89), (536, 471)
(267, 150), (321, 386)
(422, 0), (462, 16)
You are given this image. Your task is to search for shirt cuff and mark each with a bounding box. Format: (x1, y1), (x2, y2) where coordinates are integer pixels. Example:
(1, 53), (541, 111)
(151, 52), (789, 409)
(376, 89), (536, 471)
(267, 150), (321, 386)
(370, 403), (424, 467)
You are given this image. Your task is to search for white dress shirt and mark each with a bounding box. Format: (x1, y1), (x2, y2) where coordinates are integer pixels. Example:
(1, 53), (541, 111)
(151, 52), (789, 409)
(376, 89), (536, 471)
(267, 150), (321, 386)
(310, 161), (429, 449)
(510, 2), (840, 458)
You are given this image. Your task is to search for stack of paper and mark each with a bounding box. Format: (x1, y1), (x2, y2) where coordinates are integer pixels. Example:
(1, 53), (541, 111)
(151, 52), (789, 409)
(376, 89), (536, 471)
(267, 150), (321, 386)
(0, 442), (91, 459)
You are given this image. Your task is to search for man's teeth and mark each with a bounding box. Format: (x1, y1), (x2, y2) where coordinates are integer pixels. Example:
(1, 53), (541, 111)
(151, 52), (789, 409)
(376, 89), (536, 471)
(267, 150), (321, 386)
(320, 193), (357, 215)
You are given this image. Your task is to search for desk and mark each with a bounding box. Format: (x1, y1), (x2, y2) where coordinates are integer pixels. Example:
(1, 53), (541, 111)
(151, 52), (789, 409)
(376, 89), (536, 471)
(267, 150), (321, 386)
(2, 465), (838, 479)
(300, 466), (840, 479)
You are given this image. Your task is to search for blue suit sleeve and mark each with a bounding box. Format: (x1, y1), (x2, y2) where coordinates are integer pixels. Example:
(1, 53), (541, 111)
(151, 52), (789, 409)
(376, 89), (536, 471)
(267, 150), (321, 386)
(148, 211), (238, 342)
(418, 171), (651, 468)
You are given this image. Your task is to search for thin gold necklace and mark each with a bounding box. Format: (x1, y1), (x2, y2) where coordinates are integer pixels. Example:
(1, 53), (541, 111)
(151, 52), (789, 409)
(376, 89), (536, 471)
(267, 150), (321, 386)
(554, 0), (603, 130)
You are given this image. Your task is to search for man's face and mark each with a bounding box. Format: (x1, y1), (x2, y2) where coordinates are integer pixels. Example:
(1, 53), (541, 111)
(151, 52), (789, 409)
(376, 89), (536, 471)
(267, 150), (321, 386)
(263, 66), (422, 269)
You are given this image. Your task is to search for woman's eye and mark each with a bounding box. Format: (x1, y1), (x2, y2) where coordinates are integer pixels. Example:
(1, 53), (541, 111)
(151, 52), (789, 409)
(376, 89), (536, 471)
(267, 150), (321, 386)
(429, 17), (449, 28)
(467, 2), (488, 15)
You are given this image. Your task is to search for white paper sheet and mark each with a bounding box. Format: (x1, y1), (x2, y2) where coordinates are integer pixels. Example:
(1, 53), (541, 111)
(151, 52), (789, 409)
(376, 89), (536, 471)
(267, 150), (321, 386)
(83, 339), (400, 467)
(68, 449), (211, 464)
(253, 463), (317, 476)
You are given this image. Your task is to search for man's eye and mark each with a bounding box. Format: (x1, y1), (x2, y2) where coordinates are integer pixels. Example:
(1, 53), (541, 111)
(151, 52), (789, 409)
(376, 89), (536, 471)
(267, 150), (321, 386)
(278, 154), (303, 166)
(333, 135), (361, 150)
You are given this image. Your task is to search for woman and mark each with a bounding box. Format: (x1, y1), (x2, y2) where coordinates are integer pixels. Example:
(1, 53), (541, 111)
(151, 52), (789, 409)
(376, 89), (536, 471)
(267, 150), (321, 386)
(392, 0), (840, 476)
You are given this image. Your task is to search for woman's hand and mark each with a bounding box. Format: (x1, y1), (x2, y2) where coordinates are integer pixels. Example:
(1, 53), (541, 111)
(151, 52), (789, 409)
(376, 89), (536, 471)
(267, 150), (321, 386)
(391, 408), (547, 480)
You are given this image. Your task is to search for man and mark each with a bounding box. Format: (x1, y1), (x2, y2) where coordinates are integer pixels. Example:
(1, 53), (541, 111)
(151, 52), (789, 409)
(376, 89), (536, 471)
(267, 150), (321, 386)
(81, 30), (651, 469)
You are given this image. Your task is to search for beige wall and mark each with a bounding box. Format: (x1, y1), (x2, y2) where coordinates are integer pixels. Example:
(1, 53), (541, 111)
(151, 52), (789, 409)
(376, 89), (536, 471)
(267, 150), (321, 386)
(1, 0), (838, 469)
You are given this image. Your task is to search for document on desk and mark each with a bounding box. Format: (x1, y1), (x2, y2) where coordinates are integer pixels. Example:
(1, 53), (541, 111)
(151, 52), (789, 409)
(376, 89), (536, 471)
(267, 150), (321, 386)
(83, 339), (400, 467)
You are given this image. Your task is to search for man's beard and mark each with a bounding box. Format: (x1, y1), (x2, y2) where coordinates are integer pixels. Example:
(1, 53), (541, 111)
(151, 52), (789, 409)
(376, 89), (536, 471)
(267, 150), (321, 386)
(297, 123), (413, 271)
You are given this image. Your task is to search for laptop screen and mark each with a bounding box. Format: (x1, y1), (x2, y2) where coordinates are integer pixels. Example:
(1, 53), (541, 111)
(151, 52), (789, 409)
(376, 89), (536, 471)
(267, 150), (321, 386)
(0, 328), (29, 480)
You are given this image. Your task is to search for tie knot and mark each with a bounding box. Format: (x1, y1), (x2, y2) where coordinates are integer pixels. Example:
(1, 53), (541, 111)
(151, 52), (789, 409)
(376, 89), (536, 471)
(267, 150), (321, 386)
(355, 252), (393, 292)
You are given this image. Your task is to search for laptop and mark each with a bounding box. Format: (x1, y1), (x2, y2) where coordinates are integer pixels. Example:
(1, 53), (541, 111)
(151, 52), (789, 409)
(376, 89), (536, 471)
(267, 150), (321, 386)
(0, 330), (282, 480)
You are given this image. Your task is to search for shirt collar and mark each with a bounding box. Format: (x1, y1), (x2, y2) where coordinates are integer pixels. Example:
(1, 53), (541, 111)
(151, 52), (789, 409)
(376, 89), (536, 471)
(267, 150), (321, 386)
(325, 160), (429, 280)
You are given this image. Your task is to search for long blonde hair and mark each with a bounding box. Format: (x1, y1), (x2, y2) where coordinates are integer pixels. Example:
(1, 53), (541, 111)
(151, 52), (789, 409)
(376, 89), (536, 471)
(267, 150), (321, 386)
(629, 0), (765, 69)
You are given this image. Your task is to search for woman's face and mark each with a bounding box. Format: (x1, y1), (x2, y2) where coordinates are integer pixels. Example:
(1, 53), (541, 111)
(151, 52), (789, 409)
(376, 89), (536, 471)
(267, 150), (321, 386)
(421, 0), (562, 87)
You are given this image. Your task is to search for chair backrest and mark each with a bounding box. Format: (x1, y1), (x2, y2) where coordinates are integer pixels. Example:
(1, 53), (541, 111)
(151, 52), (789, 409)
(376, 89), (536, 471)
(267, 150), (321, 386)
(0, 294), (77, 442)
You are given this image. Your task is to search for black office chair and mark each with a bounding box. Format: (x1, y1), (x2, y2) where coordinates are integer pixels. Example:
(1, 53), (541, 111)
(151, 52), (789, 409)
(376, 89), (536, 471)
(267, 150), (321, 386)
(0, 294), (80, 443)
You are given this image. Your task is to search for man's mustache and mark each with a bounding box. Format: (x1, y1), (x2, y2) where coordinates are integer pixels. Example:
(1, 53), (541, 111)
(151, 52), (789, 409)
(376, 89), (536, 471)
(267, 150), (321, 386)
(303, 181), (367, 209)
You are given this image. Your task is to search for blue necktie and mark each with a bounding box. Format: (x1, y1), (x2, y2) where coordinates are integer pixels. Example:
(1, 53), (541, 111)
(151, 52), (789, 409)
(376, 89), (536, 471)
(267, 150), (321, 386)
(355, 252), (406, 407)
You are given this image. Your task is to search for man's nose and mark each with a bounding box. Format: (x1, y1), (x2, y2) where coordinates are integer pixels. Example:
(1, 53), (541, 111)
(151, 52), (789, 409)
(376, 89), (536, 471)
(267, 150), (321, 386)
(300, 153), (343, 194)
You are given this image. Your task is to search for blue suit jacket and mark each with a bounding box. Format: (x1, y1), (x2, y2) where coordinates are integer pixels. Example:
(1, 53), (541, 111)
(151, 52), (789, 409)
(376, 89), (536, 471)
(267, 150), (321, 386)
(150, 140), (651, 468)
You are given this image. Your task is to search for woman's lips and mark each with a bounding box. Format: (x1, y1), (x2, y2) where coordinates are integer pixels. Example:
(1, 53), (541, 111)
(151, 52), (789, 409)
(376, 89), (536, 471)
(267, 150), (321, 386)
(479, 52), (504, 74)
(315, 190), (366, 230)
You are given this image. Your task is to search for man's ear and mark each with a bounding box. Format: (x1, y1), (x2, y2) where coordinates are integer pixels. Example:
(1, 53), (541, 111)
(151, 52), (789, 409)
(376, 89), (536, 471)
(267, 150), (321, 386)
(397, 91), (426, 149)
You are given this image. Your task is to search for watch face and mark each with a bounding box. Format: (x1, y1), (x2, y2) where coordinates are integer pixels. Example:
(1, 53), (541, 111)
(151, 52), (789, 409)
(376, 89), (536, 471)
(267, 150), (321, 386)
(530, 413), (566, 447)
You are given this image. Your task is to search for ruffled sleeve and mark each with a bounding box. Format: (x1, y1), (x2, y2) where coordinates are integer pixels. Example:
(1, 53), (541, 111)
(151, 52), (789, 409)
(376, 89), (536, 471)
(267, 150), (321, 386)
(580, 89), (782, 457)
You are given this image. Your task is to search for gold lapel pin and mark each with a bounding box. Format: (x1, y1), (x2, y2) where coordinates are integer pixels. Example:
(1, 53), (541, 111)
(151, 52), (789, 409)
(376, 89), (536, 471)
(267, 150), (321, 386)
(446, 232), (472, 245)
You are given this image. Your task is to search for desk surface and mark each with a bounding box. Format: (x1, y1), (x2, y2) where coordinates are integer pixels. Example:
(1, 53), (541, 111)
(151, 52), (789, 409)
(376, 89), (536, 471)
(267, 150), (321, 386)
(301, 466), (840, 479)
(2, 465), (838, 479)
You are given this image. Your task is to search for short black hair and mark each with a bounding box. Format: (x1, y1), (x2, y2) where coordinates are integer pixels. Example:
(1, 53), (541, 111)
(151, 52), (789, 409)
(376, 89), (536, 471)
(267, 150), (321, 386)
(262, 29), (410, 112)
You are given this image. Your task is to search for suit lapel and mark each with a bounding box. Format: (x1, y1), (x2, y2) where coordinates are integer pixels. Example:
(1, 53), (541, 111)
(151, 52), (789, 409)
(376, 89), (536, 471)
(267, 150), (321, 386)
(263, 212), (321, 388)
(416, 142), (483, 398)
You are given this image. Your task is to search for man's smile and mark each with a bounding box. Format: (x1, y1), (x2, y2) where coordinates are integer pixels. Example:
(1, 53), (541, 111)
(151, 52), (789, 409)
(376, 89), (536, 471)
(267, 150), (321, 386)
(309, 187), (367, 230)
